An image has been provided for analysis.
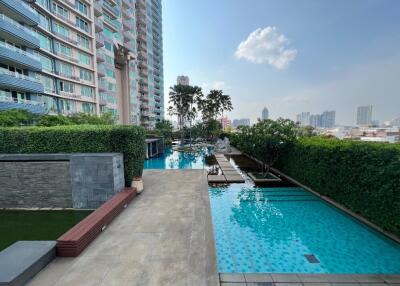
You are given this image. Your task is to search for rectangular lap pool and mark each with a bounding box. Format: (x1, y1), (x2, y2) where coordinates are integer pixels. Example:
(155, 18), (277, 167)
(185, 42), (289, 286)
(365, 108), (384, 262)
(144, 149), (400, 274)
(209, 184), (400, 274)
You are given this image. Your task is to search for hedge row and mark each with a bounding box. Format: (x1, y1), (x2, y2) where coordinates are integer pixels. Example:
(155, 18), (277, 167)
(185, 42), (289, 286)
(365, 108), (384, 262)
(230, 134), (400, 237)
(0, 125), (146, 187)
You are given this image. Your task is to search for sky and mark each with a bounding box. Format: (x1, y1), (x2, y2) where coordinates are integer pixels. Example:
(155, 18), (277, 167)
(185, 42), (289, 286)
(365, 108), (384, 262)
(162, 0), (400, 125)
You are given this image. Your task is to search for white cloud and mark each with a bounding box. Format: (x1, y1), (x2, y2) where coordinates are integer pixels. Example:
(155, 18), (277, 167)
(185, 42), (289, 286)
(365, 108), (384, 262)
(235, 26), (297, 69)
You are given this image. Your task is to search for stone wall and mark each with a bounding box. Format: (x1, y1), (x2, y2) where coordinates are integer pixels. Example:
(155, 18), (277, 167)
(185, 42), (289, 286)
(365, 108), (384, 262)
(0, 161), (72, 208)
(0, 153), (125, 209)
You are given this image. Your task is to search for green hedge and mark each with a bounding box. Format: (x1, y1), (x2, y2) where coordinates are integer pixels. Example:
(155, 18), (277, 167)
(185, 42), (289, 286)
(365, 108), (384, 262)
(0, 125), (146, 187)
(274, 137), (400, 237)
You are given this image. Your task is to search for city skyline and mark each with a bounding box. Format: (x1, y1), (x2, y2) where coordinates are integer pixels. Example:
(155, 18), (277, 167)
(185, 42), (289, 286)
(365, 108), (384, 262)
(163, 0), (400, 126)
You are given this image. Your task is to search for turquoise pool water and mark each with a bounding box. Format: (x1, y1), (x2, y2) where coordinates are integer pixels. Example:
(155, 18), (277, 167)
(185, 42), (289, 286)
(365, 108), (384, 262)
(144, 147), (212, 169)
(209, 184), (400, 273)
(144, 150), (400, 273)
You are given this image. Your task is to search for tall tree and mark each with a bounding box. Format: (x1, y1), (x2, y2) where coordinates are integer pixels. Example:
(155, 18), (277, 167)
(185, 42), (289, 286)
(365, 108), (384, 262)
(168, 84), (203, 145)
(198, 90), (233, 121)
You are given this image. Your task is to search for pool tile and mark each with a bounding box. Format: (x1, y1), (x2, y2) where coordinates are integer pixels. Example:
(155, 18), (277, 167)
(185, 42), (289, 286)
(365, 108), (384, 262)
(245, 273), (273, 282)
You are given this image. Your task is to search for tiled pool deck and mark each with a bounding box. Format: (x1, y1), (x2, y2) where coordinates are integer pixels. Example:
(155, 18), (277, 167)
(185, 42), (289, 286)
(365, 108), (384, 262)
(220, 273), (400, 286)
(28, 170), (218, 286)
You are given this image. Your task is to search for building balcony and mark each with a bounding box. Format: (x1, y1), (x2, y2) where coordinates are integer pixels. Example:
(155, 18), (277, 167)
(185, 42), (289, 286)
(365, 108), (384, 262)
(0, 0), (39, 26)
(98, 80), (107, 92)
(0, 67), (43, 93)
(60, 0), (75, 9)
(103, 17), (121, 32)
(94, 0), (103, 17)
(123, 31), (134, 42)
(122, 19), (134, 30)
(0, 93), (46, 113)
(60, 90), (81, 99)
(122, 8), (134, 19)
(54, 50), (79, 64)
(97, 66), (106, 78)
(140, 95), (149, 102)
(96, 52), (105, 63)
(53, 31), (78, 45)
(122, 0), (132, 8)
(96, 33), (105, 47)
(0, 41), (41, 71)
(103, 2), (120, 20)
(52, 10), (75, 26)
(0, 14), (39, 49)
(95, 17), (103, 32)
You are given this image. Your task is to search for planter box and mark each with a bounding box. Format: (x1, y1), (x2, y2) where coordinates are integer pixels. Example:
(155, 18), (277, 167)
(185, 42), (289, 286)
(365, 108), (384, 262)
(248, 172), (283, 185)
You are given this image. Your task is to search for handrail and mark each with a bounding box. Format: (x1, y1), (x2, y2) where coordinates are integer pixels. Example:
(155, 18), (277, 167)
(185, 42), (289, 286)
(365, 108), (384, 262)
(0, 41), (40, 61)
(0, 67), (40, 83)
(0, 14), (37, 37)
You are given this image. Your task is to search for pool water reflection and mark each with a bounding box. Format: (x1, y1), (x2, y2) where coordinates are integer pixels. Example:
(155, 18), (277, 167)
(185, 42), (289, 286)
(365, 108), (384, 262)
(144, 147), (213, 169)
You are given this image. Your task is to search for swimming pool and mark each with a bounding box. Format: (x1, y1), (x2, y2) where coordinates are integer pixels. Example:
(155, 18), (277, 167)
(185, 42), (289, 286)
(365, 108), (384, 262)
(144, 150), (400, 273)
(210, 184), (400, 273)
(144, 146), (212, 169)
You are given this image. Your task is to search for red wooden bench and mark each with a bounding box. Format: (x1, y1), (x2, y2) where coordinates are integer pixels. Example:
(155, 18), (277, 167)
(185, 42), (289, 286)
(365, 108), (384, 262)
(56, 187), (136, 257)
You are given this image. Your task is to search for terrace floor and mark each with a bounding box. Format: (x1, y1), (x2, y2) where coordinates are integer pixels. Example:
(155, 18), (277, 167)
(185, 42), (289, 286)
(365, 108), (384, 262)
(28, 169), (219, 286)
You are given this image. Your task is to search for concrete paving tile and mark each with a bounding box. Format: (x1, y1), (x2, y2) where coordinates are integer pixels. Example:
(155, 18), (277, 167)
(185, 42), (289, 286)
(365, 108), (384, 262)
(352, 275), (385, 283)
(221, 283), (246, 286)
(299, 275), (330, 282)
(247, 283), (274, 286)
(271, 274), (301, 282)
(27, 257), (75, 286)
(383, 275), (400, 283)
(220, 273), (246, 282)
(325, 275), (357, 283)
(245, 273), (273, 282)
(303, 283), (331, 286)
(274, 283), (302, 286)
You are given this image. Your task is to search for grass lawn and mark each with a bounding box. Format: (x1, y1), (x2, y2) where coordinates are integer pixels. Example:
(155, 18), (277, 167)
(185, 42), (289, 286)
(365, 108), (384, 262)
(0, 210), (92, 251)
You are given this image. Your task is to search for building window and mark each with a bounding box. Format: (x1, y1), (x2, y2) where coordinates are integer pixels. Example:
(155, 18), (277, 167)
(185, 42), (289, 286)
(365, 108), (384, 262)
(75, 17), (89, 33)
(39, 74), (55, 93)
(105, 55), (114, 65)
(104, 41), (113, 52)
(105, 68), (115, 78)
(52, 3), (69, 19)
(79, 68), (92, 81)
(75, 0), (88, 16)
(59, 80), (74, 93)
(81, 86), (93, 98)
(37, 12), (50, 29)
(39, 53), (53, 72)
(78, 52), (91, 65)
(56, 61), (73, 77)
(53, 22), (70, 38)
(77, 34), (90, 49)
(37, 33), (52, 51)
(54, 42), (72, 57)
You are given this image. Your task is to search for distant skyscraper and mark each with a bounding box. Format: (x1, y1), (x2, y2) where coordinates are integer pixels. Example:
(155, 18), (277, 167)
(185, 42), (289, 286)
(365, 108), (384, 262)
(261, 107), (269, 120)
(321, 110), (336, 128)
(310, 114), (322, 128)
(296, 112), (311, 126)
(177, 75), (190, 86)
(357, 106), (373, 126)
(232, 118), (251, 128)
(219, 116), (232, 130)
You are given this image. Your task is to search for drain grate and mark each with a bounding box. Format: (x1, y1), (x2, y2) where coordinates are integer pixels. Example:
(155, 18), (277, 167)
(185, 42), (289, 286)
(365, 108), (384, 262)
(304, 254), (320, 263)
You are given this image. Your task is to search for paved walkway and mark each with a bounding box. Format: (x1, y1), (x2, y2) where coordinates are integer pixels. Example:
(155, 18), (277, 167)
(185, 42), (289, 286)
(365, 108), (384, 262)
(28, 170), (219, 286)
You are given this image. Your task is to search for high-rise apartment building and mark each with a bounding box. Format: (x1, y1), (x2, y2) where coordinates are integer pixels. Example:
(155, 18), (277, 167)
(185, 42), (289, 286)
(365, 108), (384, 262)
(308, 110), (335, 128)
(0, 0), (164, 128)
(357, 105), (372, 126)
(232, 118), (250, 128)
(261, 107), (268, 120)
(177, 75), (189, 85)
(296, 112), (310, 126)
(321, 110), (335, 128)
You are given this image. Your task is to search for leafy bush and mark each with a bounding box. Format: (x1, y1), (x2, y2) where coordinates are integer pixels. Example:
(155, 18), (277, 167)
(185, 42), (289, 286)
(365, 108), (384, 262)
(0, 109), (38, 126)
(229, 119), (298, 175)
(0, 125), (145, 186)
(0, 109), (115, 127)
(276, 137), (400, 237)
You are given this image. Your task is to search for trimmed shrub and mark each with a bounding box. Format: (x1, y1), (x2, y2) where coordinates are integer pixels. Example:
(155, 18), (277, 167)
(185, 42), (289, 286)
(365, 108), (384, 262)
(0, 125), (145, 186)
(275, 137), (400, 237)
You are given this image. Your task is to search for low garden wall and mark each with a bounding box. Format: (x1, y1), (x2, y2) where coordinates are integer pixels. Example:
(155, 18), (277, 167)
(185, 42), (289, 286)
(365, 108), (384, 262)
(230, 134), (400, 238)
(0, 153), (124, 209)
(0, 125), (146, 187)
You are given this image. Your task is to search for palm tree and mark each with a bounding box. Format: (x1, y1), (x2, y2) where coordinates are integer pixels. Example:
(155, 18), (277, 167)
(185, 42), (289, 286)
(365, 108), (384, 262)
(198, 90), (233, 121)
(168, 84), (203, 146)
